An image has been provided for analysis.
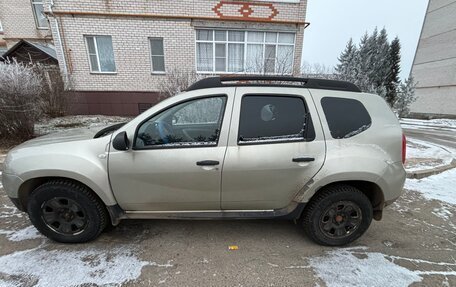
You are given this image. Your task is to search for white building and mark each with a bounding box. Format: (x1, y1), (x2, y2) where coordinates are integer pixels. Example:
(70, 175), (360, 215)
(410, 0), (456, 118)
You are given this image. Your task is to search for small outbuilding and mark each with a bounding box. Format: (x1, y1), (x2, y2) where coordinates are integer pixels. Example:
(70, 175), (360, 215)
(1, 39), (58, 66)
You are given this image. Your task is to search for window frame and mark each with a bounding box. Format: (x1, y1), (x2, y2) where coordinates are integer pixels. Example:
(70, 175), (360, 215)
(132, 95), (228, 150)
(237, 94), (315, 146)
(195, 29), (296, 75)
(84, 35), (117, 74)
(31, 0), (49, 29)
(149, 37), (166, 74)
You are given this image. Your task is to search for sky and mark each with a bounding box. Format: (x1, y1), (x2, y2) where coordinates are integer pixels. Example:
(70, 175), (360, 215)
(302, 0), (429, 80)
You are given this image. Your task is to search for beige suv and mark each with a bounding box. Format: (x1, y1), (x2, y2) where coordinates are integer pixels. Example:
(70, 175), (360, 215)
(2, 76), (406, 246)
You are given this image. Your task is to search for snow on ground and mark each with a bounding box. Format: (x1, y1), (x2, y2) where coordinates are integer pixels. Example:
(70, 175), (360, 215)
(309, 248), (422, 287)
(34, 115), (132, 136)
(310, 247), (456, 287)
(405, 168), (456, 205)
(0, 225), (43, 242)
(401, 118), (456, 130)
(406, 138), (455, 172)
(0, 244), (166, 287)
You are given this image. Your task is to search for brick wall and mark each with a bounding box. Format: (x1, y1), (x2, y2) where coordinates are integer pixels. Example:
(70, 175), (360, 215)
(47, 0), (307, 115)
(50, 0), (306, 23)
(0, 0), (52, 48)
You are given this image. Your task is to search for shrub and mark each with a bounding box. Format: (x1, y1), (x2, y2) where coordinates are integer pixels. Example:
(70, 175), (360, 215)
(38, 66), (70, 117)
(0, 60), (43, 140)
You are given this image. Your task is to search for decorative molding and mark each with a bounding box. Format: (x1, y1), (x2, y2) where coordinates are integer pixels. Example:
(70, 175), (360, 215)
(213, 1), (279, 22)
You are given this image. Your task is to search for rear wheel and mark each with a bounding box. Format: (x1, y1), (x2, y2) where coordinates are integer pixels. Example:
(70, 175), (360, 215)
(27, 180), (108, 243)
(301, 184), (373, 246)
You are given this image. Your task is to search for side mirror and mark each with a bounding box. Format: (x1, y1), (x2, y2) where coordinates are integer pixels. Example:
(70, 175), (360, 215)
(112, 131), (130, 151)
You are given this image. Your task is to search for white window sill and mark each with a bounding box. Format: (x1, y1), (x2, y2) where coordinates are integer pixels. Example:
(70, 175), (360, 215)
(90, 72), (118, 75)
(151, 72), (166, 75)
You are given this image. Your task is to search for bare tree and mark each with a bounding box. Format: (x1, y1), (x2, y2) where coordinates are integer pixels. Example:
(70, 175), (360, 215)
(244, 47), (295, 76)
(301, 61), (338, 79)
(37, 65), (71, 117)
(0, 59), (43, 140)
(157, 68), (207, 99)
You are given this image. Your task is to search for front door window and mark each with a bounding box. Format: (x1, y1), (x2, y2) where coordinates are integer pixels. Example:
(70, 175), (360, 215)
(135, 96), (227, 148)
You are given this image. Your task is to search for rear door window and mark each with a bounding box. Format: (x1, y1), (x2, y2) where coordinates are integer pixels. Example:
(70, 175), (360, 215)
(321, 97), (372, 139)
(238, 95), (315, 144)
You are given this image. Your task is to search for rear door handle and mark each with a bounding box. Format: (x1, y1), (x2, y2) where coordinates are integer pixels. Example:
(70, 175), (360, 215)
(196, 160), (220, 166)
(292, 157), (315, 163)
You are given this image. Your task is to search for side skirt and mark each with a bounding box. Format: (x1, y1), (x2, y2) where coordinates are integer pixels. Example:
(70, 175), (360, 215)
(122, 203), (306, 221)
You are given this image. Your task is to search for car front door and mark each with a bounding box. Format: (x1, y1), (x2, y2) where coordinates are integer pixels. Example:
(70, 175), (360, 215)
(221, 87), (326, 210)
(108, 92), (233, 211)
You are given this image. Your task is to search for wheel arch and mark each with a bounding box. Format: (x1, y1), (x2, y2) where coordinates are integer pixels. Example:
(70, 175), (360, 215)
(17, 176), (123, 226)
(305, 180), (385, 221)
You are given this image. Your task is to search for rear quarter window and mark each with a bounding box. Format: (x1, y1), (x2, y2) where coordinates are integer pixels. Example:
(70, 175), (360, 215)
(321, 97), (372, 139)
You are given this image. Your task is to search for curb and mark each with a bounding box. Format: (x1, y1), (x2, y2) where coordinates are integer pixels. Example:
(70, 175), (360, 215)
(406, 159), (456, 179)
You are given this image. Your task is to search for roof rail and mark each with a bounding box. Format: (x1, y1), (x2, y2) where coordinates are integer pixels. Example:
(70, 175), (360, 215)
(186, 76), (362, 93)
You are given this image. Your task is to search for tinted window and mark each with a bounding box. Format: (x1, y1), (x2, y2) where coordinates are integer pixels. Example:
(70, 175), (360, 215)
(321, 97), (372, 139)
(238, 95), (315, 144)
(135, 96), (226, 148)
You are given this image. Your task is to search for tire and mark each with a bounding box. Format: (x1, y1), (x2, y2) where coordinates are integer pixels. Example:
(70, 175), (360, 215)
(27, 180), (108, 243)
(301, 184), (373, 246)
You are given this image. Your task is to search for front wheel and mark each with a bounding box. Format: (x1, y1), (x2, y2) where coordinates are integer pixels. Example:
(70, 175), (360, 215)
(27, 180), (108, 243)
(301, 184), (373, 246)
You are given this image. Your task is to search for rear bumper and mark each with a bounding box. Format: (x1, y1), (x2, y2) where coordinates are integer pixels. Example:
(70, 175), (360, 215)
(377, 161), (406, 203)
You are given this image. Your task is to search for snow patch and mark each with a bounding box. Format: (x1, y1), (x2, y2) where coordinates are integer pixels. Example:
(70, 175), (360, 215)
(0, 245), (166, 287)
(309, 248), (422, 287)
(405, 138), (455, 172)
(35, 115), (131, 136)
(432, 205), (453, 220)
(6, 226), (43, 241)
(0, 204), (23, 219)
(405, 169), (456, 205)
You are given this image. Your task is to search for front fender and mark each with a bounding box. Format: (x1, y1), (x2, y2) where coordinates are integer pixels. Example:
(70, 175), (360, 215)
(5, 136), (118, 206)
(19, 166), (117, 206)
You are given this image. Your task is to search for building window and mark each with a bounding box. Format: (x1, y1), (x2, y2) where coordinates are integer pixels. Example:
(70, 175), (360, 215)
(31, 0), (49, 29)
(0, 20), (3, 33)
(196, 29), (295, 74)
(85, 36), (116, 73)
(149, 38), (165, 73)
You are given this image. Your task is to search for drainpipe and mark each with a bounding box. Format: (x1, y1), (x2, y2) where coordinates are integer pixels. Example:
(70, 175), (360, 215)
(49, 0), (70, 89)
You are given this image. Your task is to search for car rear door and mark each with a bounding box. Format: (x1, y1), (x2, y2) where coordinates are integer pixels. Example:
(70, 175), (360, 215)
(221, 87), (326, 210)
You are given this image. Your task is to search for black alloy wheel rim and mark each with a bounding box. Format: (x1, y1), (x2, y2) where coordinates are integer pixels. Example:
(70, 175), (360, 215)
(319, 201), (362, 239)
(41, 197), (88, 235)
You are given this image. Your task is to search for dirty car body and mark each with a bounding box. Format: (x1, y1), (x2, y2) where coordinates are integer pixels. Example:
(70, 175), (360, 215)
(2, 76), (406, 246)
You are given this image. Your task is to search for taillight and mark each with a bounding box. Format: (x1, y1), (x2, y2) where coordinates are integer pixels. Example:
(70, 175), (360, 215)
(402, 134), (407, 164)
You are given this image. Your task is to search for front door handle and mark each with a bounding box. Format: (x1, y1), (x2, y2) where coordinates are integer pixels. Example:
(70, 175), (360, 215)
(196, 160), (220, 166)
(292, 157), (315, 163)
